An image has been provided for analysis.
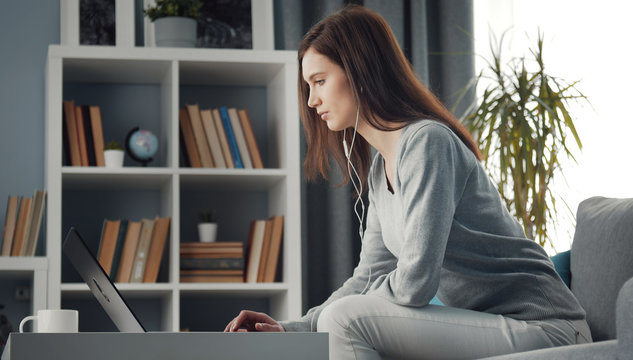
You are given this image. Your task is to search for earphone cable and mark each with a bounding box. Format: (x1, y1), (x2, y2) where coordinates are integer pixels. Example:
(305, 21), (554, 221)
(344, 107), (371, 294)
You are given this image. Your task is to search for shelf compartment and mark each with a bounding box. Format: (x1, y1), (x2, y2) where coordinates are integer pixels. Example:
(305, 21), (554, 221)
(179, 187), (270, 246)
(61, 283), (174, 332)
(61, 290), (170, 332)
(179, 291), (273, 332)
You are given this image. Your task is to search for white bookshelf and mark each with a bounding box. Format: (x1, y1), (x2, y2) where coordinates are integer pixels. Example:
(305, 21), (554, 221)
(45, 45), (302, 331)
(0, 257), (48, 315)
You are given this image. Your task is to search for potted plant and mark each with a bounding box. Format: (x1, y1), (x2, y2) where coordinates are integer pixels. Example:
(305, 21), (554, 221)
(463, 31), (590, 248)
(144, 0), (202, 47)
(104, 140), (125, 168)
(197, 210), (218, 242)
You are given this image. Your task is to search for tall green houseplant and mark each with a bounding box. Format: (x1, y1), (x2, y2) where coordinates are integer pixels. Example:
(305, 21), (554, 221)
(464, 32), (589, 248)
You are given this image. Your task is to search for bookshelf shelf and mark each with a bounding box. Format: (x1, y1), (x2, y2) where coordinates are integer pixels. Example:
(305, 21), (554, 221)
(178, 282), (289, 293)
(46, 45), (302, 332)
(0, 256), (47, 274)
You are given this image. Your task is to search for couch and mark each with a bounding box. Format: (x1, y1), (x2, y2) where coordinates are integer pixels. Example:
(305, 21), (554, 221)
(482, 196), (633, 359)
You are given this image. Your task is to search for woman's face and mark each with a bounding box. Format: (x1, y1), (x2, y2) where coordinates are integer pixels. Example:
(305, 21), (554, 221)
(302, 47), (357, 131)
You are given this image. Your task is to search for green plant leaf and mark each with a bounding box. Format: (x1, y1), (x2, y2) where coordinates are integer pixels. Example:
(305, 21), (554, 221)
(462, 29), (591, 247)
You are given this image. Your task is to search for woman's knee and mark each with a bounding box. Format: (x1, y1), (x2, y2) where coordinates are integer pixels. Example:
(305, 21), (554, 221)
(317, 295), (368, 333)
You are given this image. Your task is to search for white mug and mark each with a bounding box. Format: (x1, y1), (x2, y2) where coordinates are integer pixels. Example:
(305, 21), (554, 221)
(19, 309), (78, 333)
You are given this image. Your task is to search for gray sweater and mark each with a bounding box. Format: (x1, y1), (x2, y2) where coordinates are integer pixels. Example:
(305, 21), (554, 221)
(281, 120), (585, 332)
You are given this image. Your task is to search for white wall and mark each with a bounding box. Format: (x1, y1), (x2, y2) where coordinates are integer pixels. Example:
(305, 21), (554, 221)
(474, 0), (633, 253)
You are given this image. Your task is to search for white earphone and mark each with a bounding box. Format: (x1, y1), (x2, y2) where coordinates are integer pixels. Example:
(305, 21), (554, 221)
(343, 105), (371, 293)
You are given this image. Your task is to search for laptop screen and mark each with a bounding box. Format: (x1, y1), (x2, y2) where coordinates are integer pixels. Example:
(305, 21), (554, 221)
(63, 227), (146, 332)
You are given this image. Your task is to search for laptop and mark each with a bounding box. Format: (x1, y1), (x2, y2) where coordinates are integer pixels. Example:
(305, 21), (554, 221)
(62, 227), (146, 333)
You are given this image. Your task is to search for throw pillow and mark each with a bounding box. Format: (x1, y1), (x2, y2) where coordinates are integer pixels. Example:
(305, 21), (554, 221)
(550, 250), (571, 288)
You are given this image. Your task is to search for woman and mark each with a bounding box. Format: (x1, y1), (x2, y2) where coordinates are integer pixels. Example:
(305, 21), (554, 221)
(225, 5), (591, 359)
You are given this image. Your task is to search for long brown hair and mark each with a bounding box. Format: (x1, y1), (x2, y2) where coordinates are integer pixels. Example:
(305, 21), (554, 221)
(298, 4), (481, 191)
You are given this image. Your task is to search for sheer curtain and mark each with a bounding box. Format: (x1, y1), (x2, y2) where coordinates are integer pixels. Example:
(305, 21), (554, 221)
(273, 0), (474, 312)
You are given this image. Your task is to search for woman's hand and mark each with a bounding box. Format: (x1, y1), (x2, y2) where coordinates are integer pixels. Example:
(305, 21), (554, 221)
(224, 310), (285, 332)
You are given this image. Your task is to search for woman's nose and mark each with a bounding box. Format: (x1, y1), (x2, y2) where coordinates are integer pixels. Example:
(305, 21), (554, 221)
(307, 91), (321, 108)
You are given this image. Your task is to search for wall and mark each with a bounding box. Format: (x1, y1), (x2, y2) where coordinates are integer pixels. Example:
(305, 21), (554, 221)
(0, 0), (59, 332)
(0, 1), (59, 220)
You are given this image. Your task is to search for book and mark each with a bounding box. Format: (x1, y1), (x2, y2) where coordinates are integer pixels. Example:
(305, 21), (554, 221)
(179, 257), (244, 270)
(238, 108), (264, 168)
(179, 274), (245, 283)
(89, 105), (106, 167)
(200, 109), (226, 168)
(179, 245), (243, 254)
(186, 104), (215, 168)
(180, 268), (245, 283)
(180, 269), (244, 276)
(63, 100), (81, 166)
(108, 220), (129, 281)
(245, 219), (267, 283)
(116, 220), (142, 283)
(219, 107), (243, 168)
(24, 190), (46, 256)
(178, 108), (202, 168)
(262, 215), (284, 282)
(180, 241), (243, 248)
(11, 197), (33, 256)
(143, 216), (171, 283)
(227, 107), (253, 169)
(212, 108), (234, 168)
(80, 105), (96, 166)
(97, 219), (122, 275)
(257, 218), (274, 282)
(130, 218), (155, 283)
(1, 195), (19, 256)
(74, 105), (89, 166)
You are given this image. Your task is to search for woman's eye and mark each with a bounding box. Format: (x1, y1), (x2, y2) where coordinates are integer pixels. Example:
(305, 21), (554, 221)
(314, 79), (325, 86)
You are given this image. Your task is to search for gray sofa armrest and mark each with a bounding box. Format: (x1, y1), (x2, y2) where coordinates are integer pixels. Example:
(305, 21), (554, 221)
(617, 276), (633, 359)
(477, 340), (617, 360)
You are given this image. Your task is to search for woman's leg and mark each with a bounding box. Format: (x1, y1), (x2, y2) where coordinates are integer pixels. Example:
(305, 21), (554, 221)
(317, 294), (568, 360)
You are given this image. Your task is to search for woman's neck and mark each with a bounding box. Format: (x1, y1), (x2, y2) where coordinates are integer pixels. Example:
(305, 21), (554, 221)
(357, 120), (403, 163)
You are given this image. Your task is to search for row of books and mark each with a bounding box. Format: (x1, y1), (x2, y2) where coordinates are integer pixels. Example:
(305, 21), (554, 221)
(177, 215), (284, 283)
(245, 215), (284, 283)
(63, 100), (106, 167)
(180, 105), (264, 169)
(97, 216), (171, 283)
(1, 190), (47, 257)
(180, 241), (244, 283)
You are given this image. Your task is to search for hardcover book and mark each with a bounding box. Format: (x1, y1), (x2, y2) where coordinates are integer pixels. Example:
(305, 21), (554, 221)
(1, 195), (19, 256)
(219, 106), (243, 168)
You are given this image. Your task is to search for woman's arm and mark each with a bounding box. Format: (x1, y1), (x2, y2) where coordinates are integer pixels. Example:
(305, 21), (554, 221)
(280, 158), (398, 332)
(364, 123), (474, 306)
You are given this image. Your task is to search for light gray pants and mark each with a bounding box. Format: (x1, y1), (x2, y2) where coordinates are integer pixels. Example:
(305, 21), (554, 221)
(316, 294), (591, 360)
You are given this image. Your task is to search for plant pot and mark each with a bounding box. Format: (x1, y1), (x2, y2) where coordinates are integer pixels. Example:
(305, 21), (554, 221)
(104, 150), (125, 168)
(198, 223), (218, 243)
(154, 17), (197, 47)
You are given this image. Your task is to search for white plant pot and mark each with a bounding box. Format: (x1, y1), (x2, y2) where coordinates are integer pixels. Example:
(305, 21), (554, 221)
(104, 150), (125, 168)
(198, 223), (218, 243)
(154, 17), (197, 47)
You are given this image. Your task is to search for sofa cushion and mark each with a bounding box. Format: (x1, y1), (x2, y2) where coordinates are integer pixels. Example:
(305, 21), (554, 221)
(570, 197), (633, 341)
